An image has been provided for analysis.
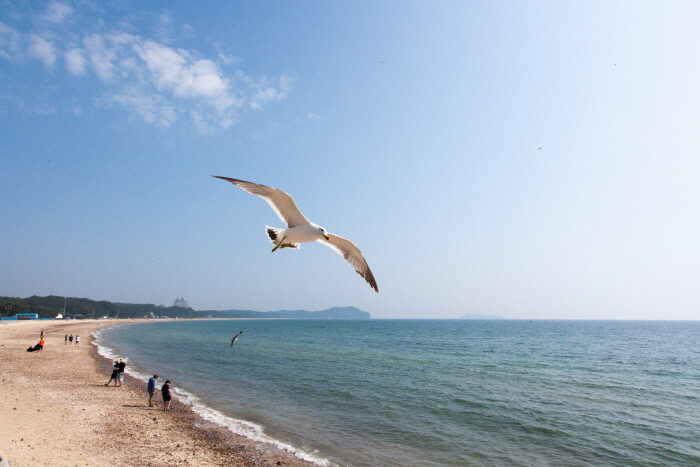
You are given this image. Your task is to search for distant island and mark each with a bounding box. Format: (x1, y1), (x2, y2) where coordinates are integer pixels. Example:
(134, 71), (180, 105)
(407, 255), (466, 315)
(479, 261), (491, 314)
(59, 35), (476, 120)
(460, 314), (505, 320)
(0, 295), (370, 320)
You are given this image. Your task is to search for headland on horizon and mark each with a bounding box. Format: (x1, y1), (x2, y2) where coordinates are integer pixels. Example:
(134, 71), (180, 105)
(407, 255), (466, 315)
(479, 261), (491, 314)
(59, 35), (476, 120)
(0, 294), (370, 320)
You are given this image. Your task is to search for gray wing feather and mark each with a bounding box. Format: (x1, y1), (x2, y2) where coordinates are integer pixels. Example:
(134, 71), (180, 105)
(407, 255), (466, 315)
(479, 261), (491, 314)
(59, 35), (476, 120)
(214, 176), (309, 227)
(319, 234), (379, 292)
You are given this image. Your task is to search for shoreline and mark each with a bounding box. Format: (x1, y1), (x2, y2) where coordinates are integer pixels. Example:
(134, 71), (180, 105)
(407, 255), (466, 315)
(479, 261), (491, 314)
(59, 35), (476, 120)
(0, 319), (314, 466)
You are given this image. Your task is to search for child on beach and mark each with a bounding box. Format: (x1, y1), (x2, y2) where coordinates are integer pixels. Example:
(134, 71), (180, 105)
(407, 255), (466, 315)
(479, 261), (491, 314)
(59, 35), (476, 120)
(162, 380), (172, 411)
(105, 361), (119, 386)
(38, 338), (45, 351)
(75, 335), (80, 346)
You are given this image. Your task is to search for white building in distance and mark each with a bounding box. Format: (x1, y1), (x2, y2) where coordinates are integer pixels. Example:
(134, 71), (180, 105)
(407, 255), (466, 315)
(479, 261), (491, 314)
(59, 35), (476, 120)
(174, 296), (190, 308)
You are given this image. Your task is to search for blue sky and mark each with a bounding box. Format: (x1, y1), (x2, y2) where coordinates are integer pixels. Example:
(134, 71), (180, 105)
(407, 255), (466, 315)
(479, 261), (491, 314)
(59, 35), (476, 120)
(2, 1), (699, 319)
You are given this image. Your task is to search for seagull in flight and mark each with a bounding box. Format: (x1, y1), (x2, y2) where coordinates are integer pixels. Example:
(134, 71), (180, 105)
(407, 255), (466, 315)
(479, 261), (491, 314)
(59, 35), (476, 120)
(230, 331), (243, 346)
(214, 176), (379, 292)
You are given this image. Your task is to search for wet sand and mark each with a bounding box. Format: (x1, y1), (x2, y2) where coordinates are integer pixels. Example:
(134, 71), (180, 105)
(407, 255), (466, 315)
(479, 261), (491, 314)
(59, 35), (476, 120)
(0, 319), (313, 467)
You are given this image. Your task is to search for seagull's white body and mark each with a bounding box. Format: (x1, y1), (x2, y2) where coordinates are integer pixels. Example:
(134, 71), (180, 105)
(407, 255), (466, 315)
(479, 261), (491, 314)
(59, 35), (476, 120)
(276, 223), (325, 245)
(214, 176), (378, 292)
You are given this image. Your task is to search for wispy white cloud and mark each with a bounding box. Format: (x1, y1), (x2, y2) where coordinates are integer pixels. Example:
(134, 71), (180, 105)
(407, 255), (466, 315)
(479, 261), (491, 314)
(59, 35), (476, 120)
(41, 2), (73, 24)
(0, 22), (23, 60)
(218, 52), (237, 66)
(155, 11), (174, 44)
(110, 87), (177, 127)
(82, 32), (140, 81)
(65, 47), (86, 75)
(0, 8), (292, 133)
(83, 34), (118, 81)
(190, 107), (235, 134)
(29, 34), (56, 68)
(248, 74), (294, 111)
(136, 40), (230, 99)
(181, 23), (195, 38)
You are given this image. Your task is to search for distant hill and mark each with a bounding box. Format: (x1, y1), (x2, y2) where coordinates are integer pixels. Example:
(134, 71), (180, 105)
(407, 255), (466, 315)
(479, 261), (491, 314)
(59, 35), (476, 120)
(460, 314), (505, 320)
(0, 296), (370, 320)
(197, 306), (370, 320)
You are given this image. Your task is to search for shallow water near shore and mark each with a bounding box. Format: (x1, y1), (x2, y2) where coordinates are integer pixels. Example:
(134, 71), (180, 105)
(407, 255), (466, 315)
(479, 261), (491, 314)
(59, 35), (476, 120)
(96, 320), (700, 466)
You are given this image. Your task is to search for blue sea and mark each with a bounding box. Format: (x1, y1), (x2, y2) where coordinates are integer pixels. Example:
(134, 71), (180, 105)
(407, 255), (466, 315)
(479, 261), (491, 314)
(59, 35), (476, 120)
(95, 320), (700, 466)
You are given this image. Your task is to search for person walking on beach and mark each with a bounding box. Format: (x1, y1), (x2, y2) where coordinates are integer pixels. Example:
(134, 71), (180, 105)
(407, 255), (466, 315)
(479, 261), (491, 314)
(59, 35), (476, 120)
(148, 374), (158, 407)
(162, 380), (172, 411)
(116, 358), (126, 387)
(69, 334), (73, 344)
(38, 338), (45, 351)
(105, 361), (119, 386)
(75, 334), (80, 346)
(64, 334), (68, 345)
(40, 329), (44, 339)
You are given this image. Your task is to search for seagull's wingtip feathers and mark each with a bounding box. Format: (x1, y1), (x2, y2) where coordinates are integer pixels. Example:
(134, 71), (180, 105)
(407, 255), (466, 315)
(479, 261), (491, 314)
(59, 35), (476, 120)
(357, 262), (379, 292)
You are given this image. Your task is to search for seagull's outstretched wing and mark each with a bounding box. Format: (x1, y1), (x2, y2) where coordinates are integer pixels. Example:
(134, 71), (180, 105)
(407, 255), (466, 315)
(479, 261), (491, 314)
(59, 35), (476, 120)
(320, 234), (379, 292)
(230, 331), (243, 346)
(214, 176), (309, 227)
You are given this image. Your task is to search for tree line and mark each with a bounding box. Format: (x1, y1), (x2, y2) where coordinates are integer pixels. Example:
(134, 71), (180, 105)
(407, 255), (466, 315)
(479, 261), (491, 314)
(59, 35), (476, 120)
(0, 295), (197, 319)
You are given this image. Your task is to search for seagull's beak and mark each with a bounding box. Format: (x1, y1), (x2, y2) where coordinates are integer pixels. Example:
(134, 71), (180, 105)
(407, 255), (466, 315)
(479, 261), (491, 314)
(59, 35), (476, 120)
(323, 233), (330, 240)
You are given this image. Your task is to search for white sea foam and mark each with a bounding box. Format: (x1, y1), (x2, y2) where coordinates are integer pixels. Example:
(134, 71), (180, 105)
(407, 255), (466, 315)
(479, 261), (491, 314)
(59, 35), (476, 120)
(92, 328), (333, 466)
(92, 327), (121, 361)
(178, 387), (334, 466)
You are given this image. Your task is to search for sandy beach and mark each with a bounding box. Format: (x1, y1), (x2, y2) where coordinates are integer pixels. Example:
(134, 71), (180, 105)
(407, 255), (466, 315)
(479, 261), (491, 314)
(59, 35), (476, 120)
(0, 319), (312, 467)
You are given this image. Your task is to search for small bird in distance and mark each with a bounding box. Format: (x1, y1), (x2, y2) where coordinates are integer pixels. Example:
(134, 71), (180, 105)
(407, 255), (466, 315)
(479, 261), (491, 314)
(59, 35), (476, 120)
(230, 331), (243, 346)
(214, 176), (379, 292)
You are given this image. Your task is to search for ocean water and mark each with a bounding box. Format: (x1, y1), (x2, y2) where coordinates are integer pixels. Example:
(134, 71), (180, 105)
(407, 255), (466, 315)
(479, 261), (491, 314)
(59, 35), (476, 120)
(95, 320), (700, 466)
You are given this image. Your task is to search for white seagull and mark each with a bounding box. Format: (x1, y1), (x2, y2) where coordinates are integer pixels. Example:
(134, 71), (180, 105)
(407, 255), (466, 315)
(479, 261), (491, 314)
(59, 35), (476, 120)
(214, 176), (378, 292)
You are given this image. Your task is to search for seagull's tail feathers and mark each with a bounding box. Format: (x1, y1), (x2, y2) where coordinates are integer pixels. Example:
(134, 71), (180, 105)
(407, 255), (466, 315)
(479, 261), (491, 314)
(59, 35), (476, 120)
(266, 226), (283, 244)
(266, 226), (300, 250)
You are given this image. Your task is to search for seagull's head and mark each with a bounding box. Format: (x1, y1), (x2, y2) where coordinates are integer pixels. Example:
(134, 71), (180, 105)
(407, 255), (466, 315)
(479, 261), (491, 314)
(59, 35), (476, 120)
(319, 227), (330, 240)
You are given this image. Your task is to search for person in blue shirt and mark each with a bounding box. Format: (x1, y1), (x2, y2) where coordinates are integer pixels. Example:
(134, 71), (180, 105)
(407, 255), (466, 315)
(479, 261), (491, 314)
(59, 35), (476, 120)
(147, 374), (158, 407)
